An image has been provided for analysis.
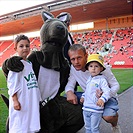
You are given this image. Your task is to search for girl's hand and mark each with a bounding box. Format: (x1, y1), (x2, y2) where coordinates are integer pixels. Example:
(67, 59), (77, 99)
(96, 99), (104, 107)
(14, 101), (21, 110)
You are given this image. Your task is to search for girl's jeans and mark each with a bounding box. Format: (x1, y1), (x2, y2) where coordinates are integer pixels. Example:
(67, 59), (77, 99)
(83, 110), (102, 133)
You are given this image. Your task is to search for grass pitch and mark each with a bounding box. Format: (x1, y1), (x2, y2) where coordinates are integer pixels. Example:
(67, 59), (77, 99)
(0, 69), (8, 133)
(0, 68), (133, 132)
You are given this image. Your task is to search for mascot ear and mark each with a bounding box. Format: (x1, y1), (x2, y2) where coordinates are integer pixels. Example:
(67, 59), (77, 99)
(41, 11), (54, 22)
(57, 12), (71, 22)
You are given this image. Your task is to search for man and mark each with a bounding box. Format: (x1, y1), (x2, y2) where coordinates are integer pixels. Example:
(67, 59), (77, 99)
(65, 44), (122, 133)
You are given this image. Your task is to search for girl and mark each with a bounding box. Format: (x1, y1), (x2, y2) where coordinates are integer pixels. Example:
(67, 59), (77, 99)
(7, 35), (40, 133)
(80, 54), (111, 133)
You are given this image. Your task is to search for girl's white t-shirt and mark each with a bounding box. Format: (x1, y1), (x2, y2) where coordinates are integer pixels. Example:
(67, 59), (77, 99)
(7, 60), (40, 133)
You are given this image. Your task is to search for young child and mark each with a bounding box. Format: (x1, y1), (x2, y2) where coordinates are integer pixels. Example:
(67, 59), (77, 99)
(7, 35), (40, 133)
(80, 54), (111, 133)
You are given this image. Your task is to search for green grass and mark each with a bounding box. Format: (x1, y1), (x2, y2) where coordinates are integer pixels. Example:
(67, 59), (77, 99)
(0, 68), (133, 132)
(112, 69), (133, 94)
(0, 69), (8, 133)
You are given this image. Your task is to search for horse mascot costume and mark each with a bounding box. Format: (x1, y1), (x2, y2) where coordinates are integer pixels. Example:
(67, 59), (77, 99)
(1, 11), (84, 133)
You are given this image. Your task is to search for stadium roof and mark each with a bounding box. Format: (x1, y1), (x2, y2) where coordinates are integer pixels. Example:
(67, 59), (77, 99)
(0, 0), (102, 18)
(0, 0), (55, 16)
(0, 0), (132, 37)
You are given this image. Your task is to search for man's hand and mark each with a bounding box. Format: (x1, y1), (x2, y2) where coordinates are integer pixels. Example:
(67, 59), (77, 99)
(66, 90), (78, 104)
(80, 97), (84, 104)
(96, 89), (103, 99)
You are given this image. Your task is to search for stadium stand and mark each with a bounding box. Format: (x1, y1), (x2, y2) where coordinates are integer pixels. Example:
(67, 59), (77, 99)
(0, 28), (133, 68)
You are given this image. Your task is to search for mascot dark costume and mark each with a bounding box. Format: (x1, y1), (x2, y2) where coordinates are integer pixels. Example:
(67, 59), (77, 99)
(57, 12), (74, 64)
(2, 11), (84, 133)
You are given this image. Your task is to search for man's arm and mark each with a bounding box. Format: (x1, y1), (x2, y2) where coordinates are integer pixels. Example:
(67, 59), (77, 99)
(102, 65), (120, 97)
(65, 66), (78, 104)
(99, 77), (112, 102)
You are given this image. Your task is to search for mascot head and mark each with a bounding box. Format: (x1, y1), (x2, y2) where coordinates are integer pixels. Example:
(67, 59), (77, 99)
(36, 11), (70, 71)
(40, 11), (68, 51)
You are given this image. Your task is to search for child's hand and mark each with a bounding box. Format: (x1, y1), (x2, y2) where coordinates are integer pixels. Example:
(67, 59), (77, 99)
(80, 97), (84, 104)
(96, 99), (104, 107)
(14, 101), (21, 110)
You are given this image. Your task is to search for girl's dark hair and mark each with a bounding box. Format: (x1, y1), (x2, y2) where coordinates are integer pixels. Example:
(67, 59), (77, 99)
(14, 34), (30, 48)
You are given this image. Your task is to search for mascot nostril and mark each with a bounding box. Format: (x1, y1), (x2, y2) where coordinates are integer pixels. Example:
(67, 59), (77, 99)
(57, 25), (64, 30)
(56, 25), (66, 37)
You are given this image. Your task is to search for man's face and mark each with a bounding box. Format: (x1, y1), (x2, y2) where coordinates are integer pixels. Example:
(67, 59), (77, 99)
(68, 49), (88, 71)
